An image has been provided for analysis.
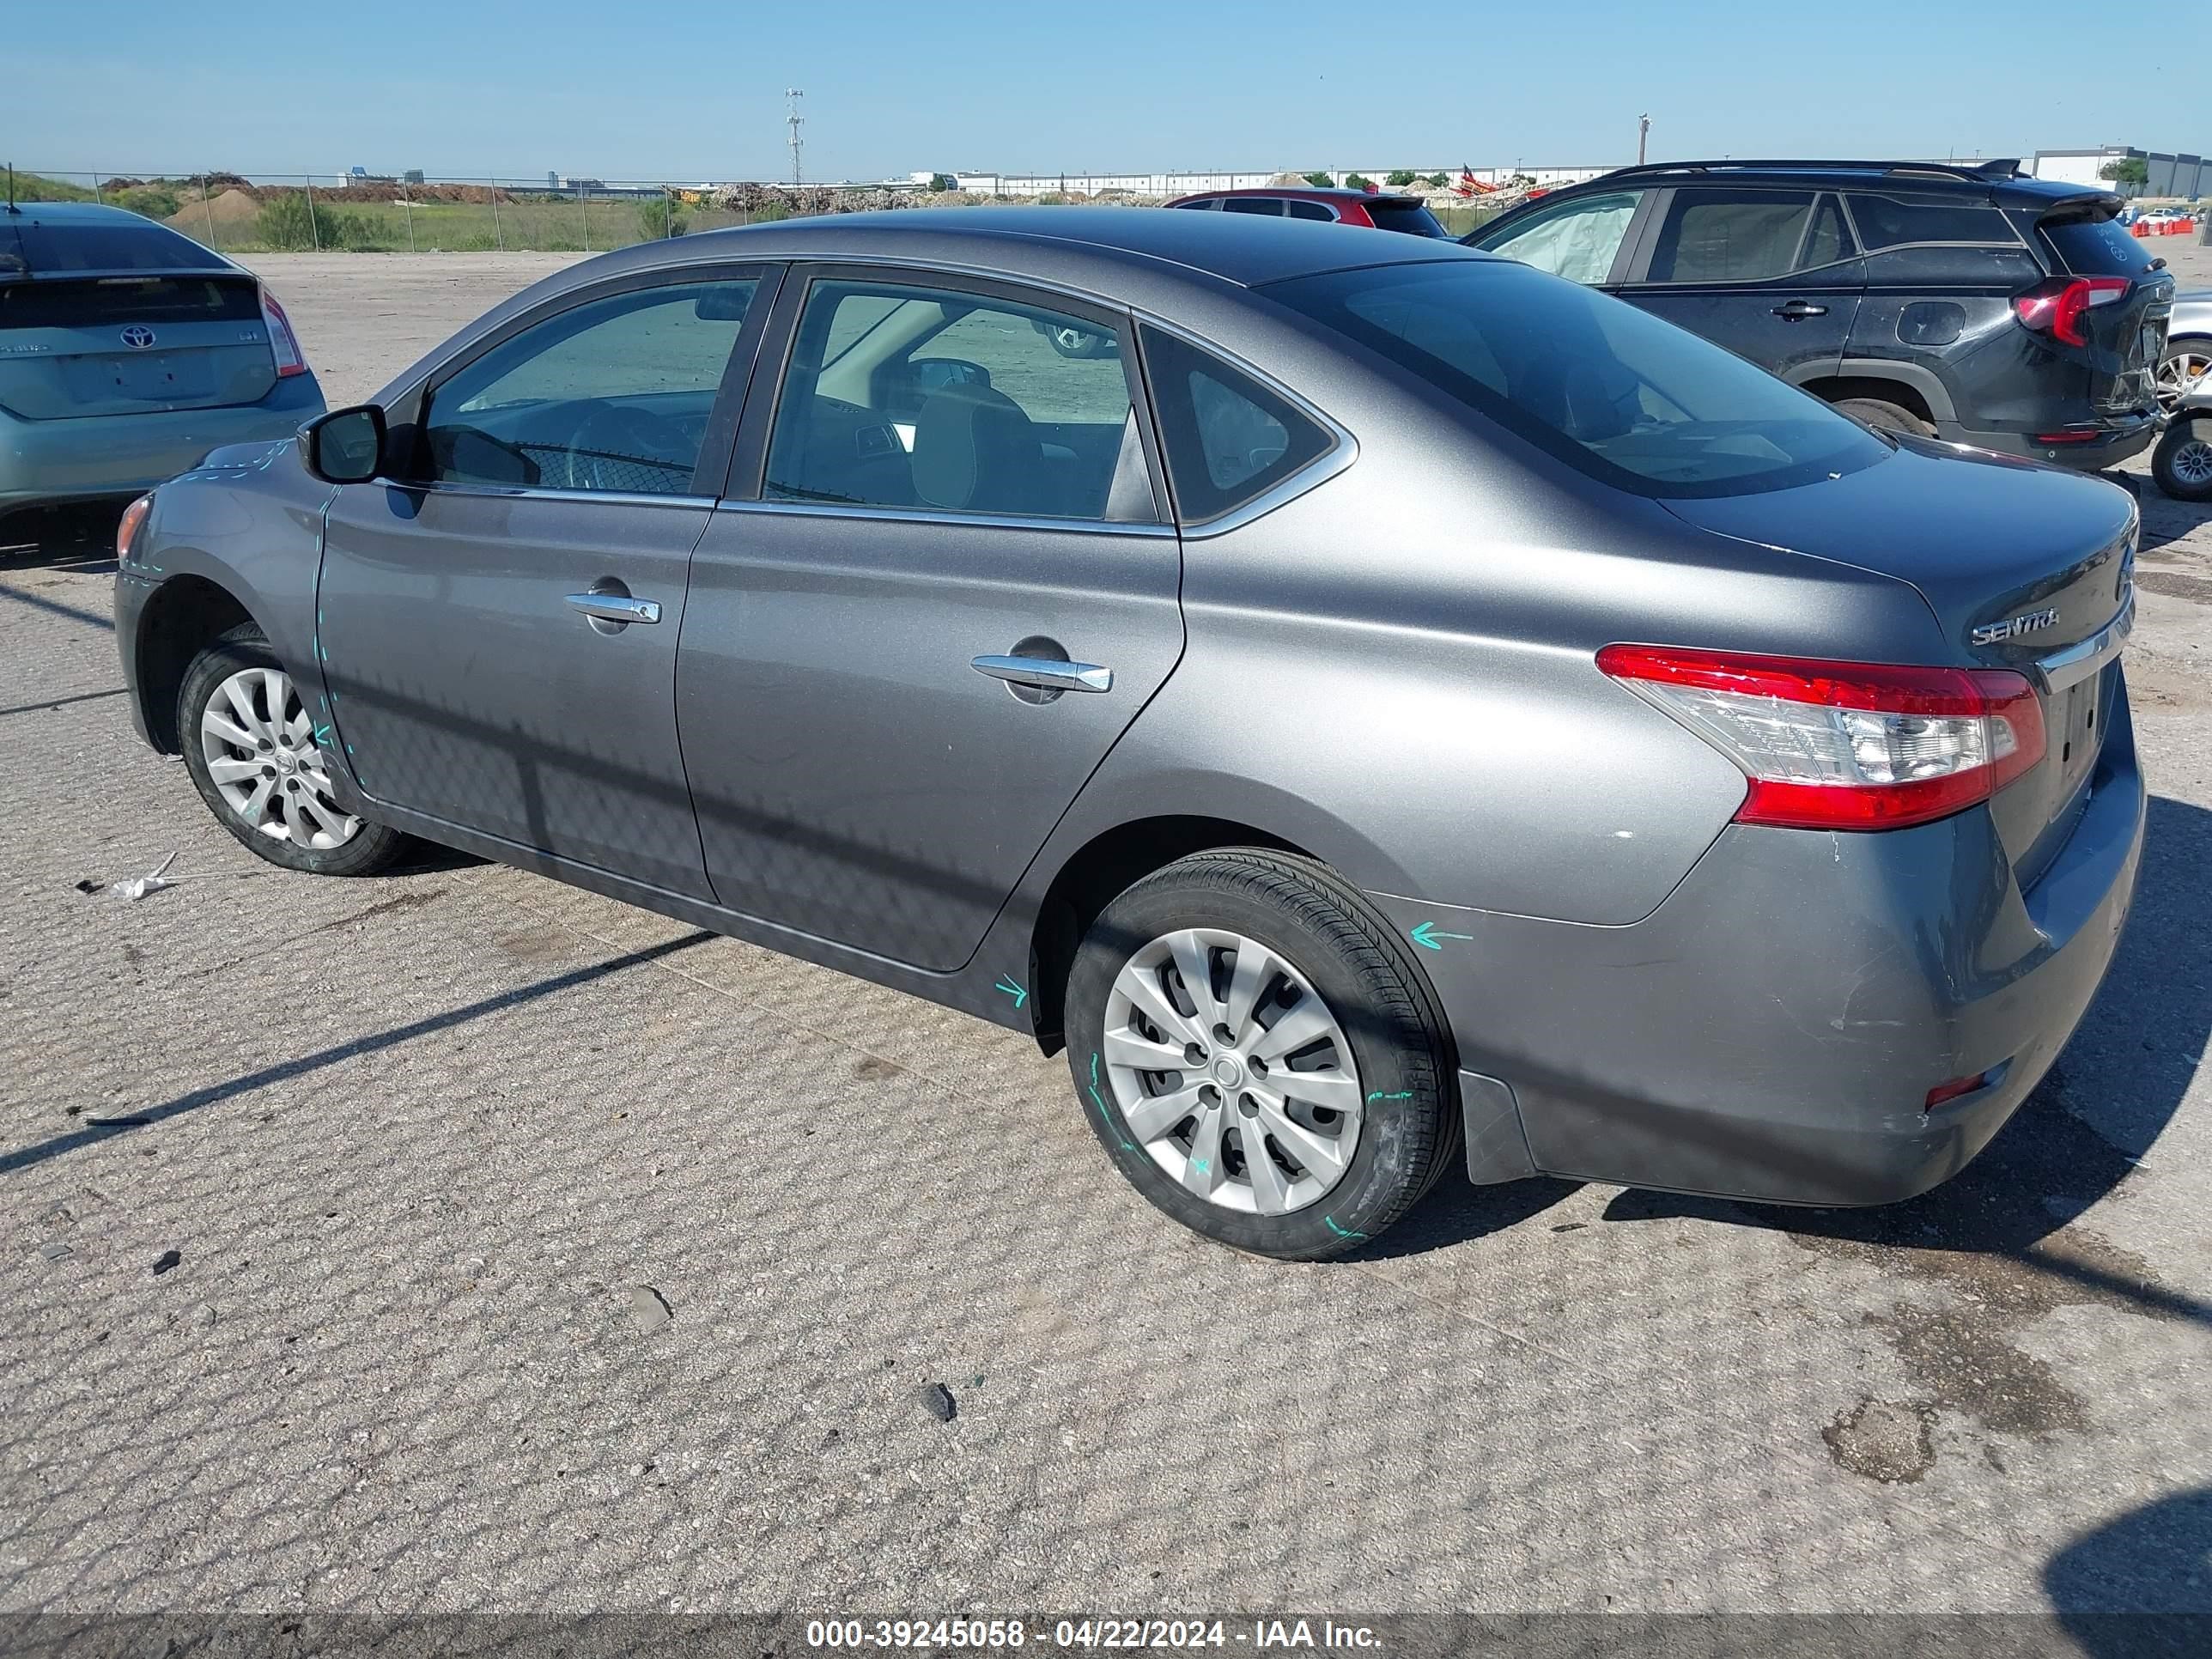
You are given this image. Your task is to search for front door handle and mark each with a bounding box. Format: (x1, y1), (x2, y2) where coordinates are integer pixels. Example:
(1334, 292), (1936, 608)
(1771, 300), (1830, 319)
(566, 592), (662, 625)
(971, 654), (1113, 693)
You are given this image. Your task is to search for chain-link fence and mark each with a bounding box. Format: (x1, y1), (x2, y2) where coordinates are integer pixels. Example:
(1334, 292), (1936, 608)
(11, 168), (1506, 253)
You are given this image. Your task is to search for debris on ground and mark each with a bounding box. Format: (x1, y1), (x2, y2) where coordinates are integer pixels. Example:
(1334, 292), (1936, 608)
(151, 1249), (182, 1276)
(629, 1285), (672, 1332)
(919, 1382), (958, 1423)
(38, 1242), (73, 1262)
(108, 851), (181, 902)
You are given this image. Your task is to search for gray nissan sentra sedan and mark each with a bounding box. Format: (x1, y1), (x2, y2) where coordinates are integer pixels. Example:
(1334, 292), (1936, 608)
(112, 209), (2142, 1259)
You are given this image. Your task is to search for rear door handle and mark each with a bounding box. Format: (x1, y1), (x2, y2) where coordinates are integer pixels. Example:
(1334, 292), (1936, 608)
(566, 592), (662, 625)
(1771, 300), (1830, 319)
(971, 654), (1113, 693)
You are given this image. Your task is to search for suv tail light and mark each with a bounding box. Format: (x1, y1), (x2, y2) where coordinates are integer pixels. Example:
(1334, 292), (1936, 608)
(2011, 276), (2130, 347)
(1596, 646), (2045, 831)
(261, 289), (308, 378)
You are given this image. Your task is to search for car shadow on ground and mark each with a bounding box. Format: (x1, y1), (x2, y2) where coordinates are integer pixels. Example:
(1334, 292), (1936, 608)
(1376, 794), (2211, 1322)
(2045, 1486), (2212, 1649)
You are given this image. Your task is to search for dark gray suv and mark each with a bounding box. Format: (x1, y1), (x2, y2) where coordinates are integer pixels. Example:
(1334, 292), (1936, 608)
(113, 210), (2143, 1260)
(1468, 159), (2173, 470)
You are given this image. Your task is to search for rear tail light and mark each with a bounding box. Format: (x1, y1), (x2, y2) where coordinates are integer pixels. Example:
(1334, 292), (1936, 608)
(1595, 645), (2045, 831)
(261, 289), (308, 378)
(116, 494), (152, 562)
(2011, 276), (2130, 347)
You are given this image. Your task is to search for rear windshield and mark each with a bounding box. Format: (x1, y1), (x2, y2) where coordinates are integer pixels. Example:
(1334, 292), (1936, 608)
(1366, 202), (1449, 238)
(1266, 259), (1889, 498)
(0, 216), (229, 278)
(2038, 207), (2158, 277)
(0, 275), (261, 330)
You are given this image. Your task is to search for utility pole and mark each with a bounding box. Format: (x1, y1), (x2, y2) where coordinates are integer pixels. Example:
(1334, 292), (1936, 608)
(1638, 113), (1650, 166)
(786, 88), (805, 185)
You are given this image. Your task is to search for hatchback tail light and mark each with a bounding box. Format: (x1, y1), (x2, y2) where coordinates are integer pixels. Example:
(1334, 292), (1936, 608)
(1595, 646), (2045, 831)
(261, 289), (308, 378)
(2011, 276), (2130, 348)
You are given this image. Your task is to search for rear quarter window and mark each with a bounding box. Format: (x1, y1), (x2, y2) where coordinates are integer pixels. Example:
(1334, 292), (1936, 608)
(1844, 194), (2017, 248)
(1139, 325), (1334, 523)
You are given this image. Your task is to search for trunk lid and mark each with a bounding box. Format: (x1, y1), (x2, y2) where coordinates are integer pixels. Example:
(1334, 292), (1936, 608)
(0, 273), (277, 420)
(1663, 440), (2135, 883)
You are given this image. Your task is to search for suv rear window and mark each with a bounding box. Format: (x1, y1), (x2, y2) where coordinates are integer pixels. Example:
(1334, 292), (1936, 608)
(1843, 194), (2016, 249)
(1267, 259), (1887, 499)
(0, 217), (229, 277)
(0, 274), (260, 330)
(2038, 207), (2158, 276)
(1365, 201), (1449, 238)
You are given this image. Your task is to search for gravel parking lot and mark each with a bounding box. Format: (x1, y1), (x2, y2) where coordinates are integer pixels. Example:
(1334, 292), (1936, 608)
(5, 245), (2212, 1630)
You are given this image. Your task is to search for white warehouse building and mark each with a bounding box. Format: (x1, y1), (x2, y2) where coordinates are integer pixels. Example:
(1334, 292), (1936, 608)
(910, 164), (1621, 197)
(2032, 146), (2208, 198)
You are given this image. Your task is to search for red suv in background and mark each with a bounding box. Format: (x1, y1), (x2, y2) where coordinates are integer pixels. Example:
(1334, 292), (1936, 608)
(1165, 186), (1450, 237)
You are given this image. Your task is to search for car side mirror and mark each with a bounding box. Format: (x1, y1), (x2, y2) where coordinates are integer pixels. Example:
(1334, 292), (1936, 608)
(298, 405), (387, 484)
(914, 358), (992, 394)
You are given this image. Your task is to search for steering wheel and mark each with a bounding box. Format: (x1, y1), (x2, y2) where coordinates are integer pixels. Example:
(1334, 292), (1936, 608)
(558, 399), (690, 492)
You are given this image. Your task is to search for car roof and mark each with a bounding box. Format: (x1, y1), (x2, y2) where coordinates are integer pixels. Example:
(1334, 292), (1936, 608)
(589, 205), (1483, 292)
(1179, 186), (1421, 204)
(1524, 160), (2116, 210)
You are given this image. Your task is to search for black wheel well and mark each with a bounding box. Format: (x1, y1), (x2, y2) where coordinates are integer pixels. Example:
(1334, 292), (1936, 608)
(136, 576), (257, 752)
(1798, 375), (1936, 425)
(1026, 815), (1310, 1054)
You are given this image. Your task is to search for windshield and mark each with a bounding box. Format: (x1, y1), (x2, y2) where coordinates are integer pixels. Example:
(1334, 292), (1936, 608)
(1266, 258), (1890, 498)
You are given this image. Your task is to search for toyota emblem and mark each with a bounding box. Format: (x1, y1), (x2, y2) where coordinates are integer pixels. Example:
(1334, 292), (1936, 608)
(120, 325), (156, 349)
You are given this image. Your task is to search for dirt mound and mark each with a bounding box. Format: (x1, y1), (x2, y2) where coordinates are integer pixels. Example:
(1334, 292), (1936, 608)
(165, 188), (260, 229)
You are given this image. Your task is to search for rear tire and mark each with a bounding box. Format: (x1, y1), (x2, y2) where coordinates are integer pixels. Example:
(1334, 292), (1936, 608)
(1833, 397), (1936, 439)
(2152, 416), (2212, 502)
(179, 624), (409, 877)
(1063, 848), (1459, 1260)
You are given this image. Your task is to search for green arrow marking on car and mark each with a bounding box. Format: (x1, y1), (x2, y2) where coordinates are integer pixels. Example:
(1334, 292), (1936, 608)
(994, 975), (1029, 1010)
(1409, 921), (1474, 951)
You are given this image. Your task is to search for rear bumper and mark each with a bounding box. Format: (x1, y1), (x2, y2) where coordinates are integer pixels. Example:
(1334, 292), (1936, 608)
(1372, 684), (2145, 1206)
(1942, 414), (2159, 471)
(0, 373), (325, 512)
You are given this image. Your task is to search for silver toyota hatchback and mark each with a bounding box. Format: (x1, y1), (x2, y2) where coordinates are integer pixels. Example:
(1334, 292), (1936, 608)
(113, 210), (2142, 1258)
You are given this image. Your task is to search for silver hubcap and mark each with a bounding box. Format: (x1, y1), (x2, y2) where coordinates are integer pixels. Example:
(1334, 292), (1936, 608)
(2172, 438), (2212, 486)
(1103, 928), (1364, 1216)
(2155, 349), (2212, 414)
(199, 666), (362, 850)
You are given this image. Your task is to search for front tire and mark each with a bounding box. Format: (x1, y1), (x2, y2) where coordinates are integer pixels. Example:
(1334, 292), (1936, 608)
(179, 624), (408, 876)
(1064, 849), (1458, 1260)
(2154, 337), (2212, 416)
(2152, 416), (2212, 502)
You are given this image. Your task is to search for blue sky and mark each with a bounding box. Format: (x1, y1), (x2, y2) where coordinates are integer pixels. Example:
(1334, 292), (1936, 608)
(9, 0), (2188, 182)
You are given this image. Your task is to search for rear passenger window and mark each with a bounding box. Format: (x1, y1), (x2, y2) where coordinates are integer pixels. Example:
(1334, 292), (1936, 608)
(1139, 326), (1334, 523)
(1174, 198), (1220, 211)
(1844, 194), (2017, 249)
(1287, 200), (1336, 222)
(1644, 190), (1814, 283)
(766, 280), (1152, 522)
(1223, 198), (1285, 216)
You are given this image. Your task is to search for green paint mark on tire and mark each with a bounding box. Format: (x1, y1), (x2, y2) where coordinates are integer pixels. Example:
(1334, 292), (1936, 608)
(1323, 1215), (1369, 1243)
(1088, 1051), (1135, 1151)
(1366, 1090), (1413, 1103)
